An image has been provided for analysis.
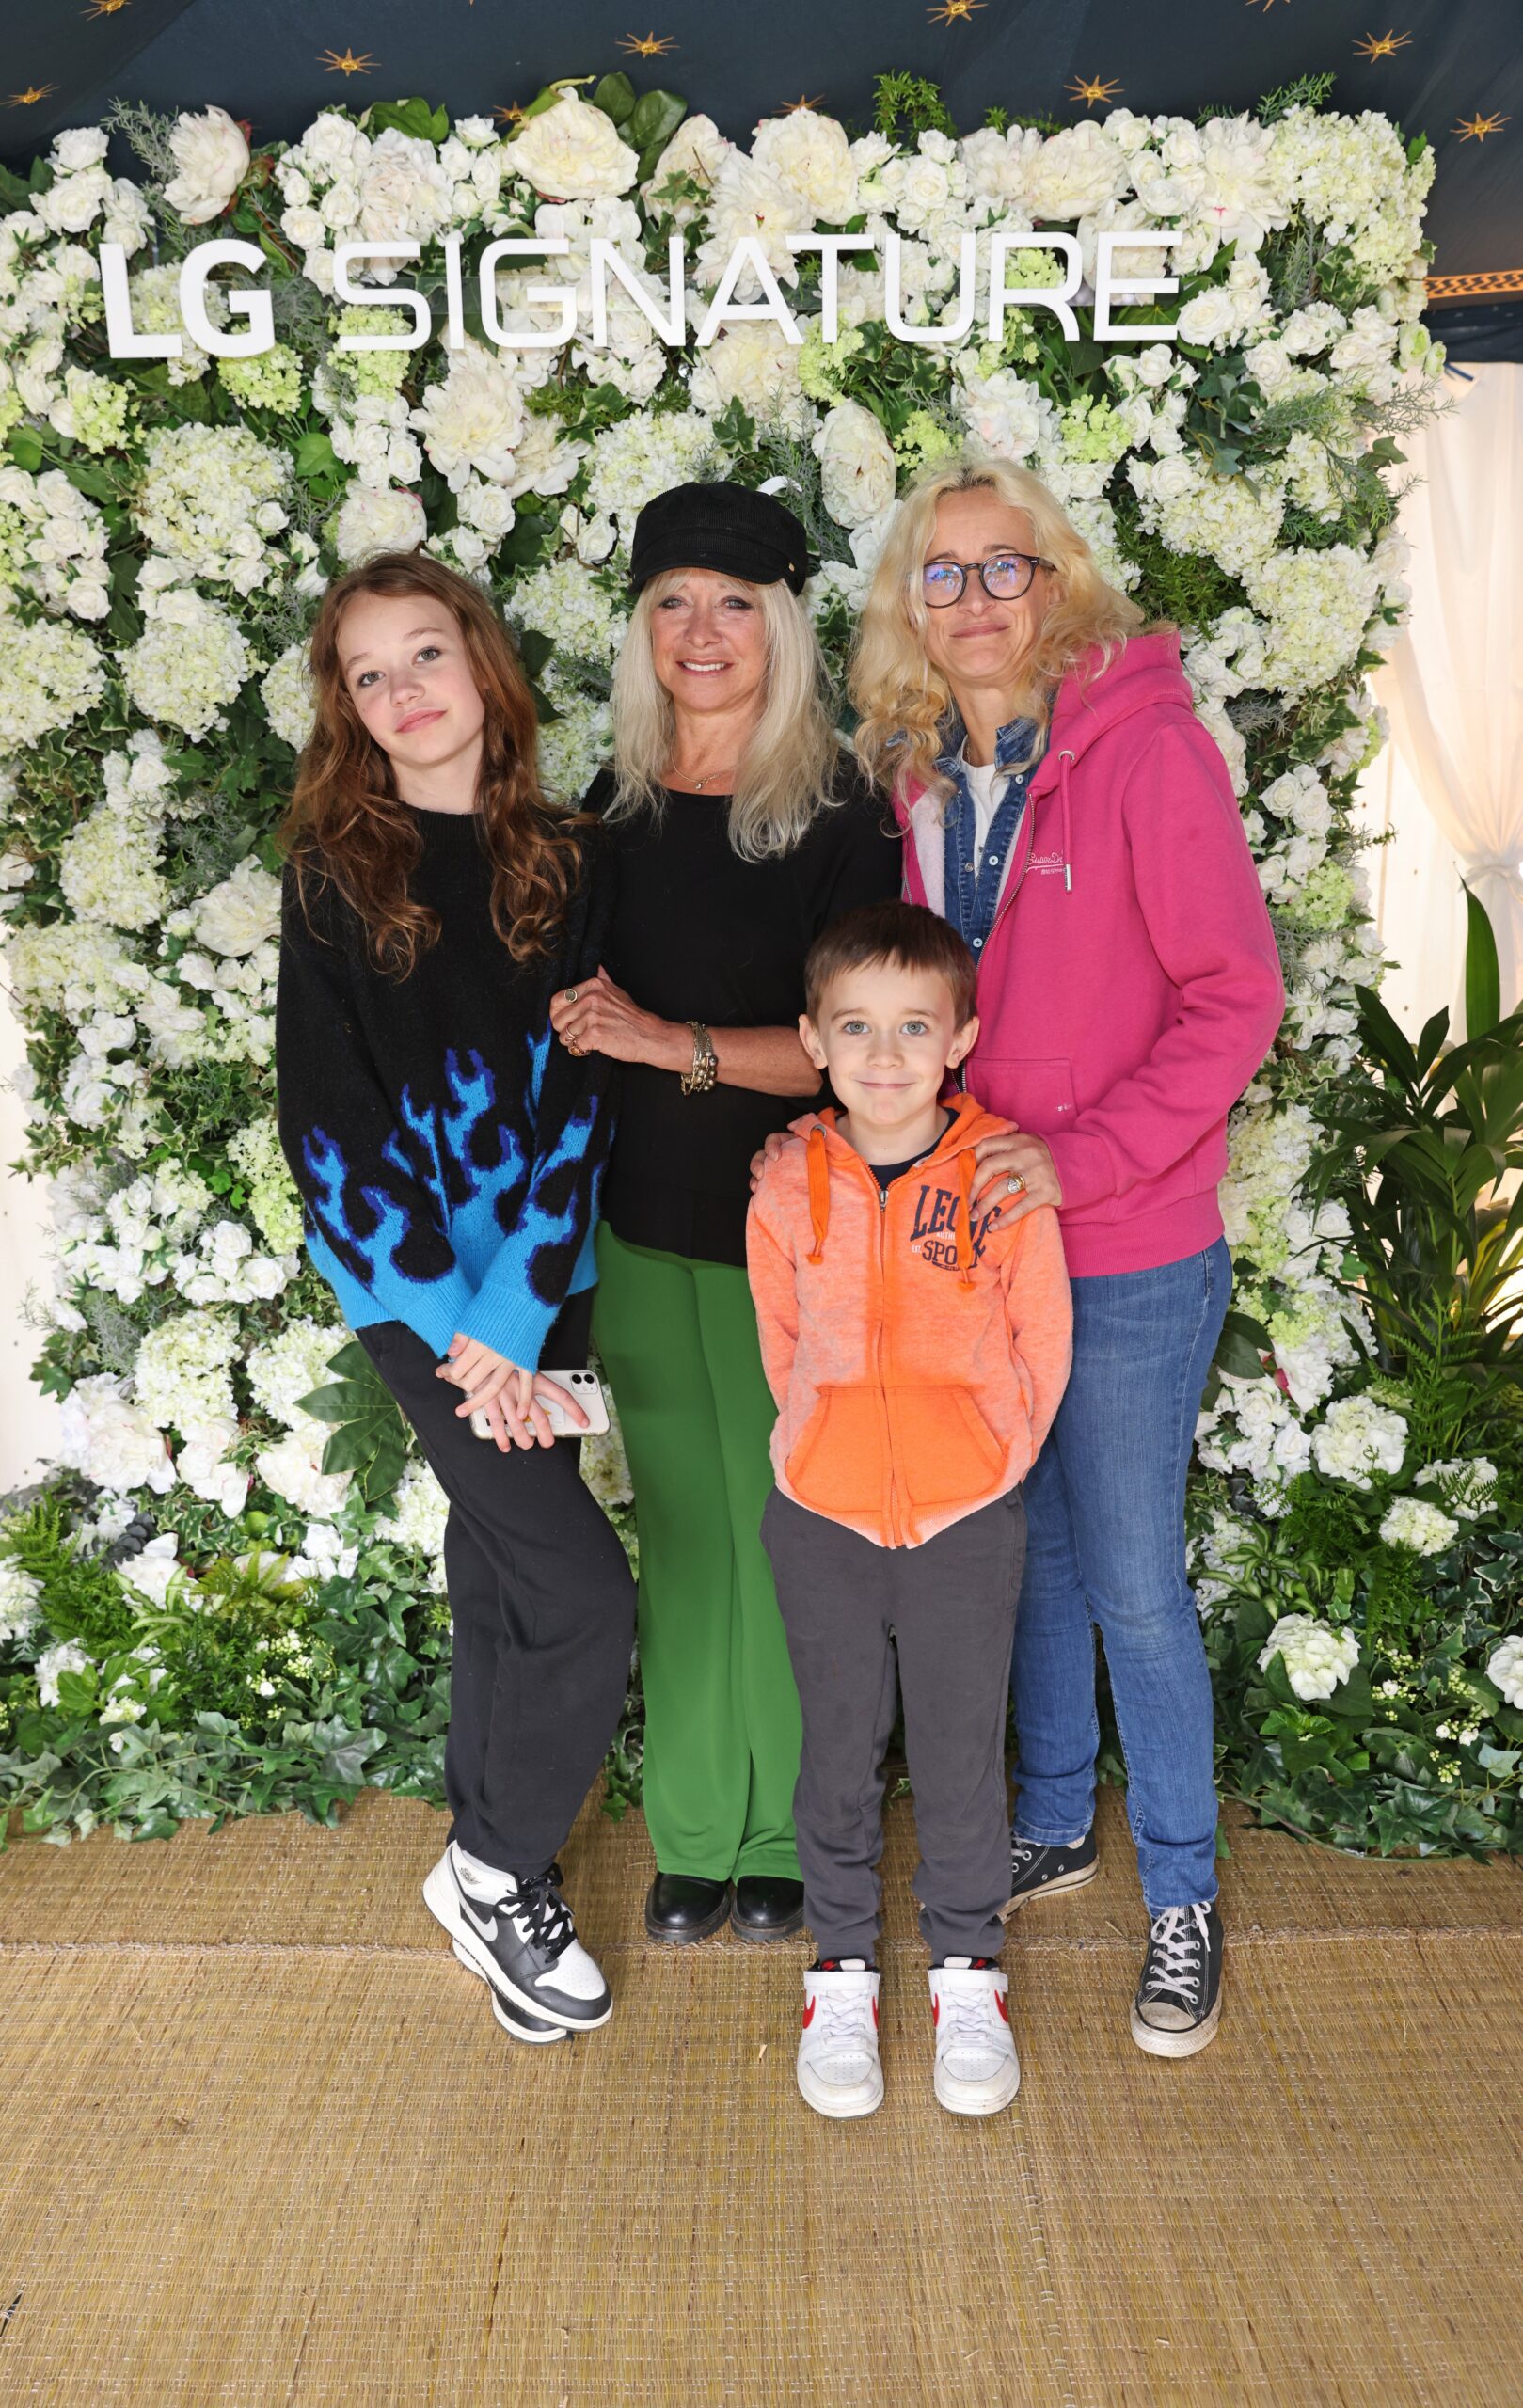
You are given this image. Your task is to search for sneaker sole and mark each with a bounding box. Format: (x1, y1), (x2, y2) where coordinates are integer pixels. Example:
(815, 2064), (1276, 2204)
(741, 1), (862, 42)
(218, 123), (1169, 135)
(933, 2057), (1022, 2116)
(422, 1861), (612, 2033)
(450, 1942), (567, 2046)
(797, 2061), (884, 2120)
(1130, 1989), (1224, 2059)
(1003, 1858), (1099, 1915)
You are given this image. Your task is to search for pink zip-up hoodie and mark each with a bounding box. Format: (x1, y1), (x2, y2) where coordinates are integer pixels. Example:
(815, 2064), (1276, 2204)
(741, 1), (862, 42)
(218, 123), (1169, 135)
(896, 629), (1285, 1278)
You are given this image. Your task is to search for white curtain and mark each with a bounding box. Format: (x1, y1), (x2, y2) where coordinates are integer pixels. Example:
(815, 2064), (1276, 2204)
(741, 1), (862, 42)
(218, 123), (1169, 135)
(1364, 363), (1523, 1027)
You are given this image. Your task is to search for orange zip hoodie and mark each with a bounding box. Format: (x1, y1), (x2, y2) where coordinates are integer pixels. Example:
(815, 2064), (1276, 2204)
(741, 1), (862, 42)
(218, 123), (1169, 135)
(746, 1093), (1073, 1549)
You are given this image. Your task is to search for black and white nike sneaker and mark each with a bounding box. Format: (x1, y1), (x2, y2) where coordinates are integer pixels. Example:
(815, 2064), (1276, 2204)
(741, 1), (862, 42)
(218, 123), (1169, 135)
(1005, 1827), (1098, 1912)
(442, 1929), (566, 2047)
(423, 1845), (611, 2033)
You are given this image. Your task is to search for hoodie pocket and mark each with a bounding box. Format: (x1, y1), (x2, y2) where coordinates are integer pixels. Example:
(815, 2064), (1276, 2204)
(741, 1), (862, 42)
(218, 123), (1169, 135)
(885, 1383), (1005, 1511)
(785, 1385), (888, 1516)
(971, 1056), (1076, 1137)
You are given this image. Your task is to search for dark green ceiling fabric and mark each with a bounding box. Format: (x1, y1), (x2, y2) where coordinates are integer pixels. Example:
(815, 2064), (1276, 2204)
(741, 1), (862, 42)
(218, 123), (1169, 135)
(2, 0), (1519, 341)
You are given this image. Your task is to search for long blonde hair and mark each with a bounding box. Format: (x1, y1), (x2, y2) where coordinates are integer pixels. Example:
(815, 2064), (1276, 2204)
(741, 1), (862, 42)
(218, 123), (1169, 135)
(608, 569), (842, 858)
(851, 454), (1145, 802)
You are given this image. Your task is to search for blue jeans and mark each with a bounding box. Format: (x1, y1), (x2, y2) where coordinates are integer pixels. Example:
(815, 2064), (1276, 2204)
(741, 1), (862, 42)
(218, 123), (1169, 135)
(1010, 1238), (1231, 1915)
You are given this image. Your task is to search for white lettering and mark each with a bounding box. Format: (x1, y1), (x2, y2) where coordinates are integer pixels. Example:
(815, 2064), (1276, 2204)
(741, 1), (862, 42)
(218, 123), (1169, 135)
(1093, 231), (1181, 341)
(785, 234), (868, 345)
(988, 231), (1082, 342)
(885, 230), (976, 346)
(99, 241), (181, 359)
(180, 239), (274, 358)
(695, 238), (801, 347)
(333, 243), (430, 347)
(478, 239), (577, 350)
(590, 234), (685, 346)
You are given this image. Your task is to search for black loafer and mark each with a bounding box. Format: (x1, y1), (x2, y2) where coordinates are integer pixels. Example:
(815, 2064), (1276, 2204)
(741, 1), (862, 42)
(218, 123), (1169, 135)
(731, 1876), (806, 1941)
(643, 1873), (732, 1943)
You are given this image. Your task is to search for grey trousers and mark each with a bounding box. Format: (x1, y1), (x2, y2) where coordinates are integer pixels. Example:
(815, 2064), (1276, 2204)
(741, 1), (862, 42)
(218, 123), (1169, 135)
(760, 1485), (1025, 1964)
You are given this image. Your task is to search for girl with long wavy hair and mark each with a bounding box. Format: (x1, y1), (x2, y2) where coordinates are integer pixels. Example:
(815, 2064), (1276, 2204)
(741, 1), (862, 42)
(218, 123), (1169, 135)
(276, 548), (634, 2051)
(852, 453), (1284, 2061)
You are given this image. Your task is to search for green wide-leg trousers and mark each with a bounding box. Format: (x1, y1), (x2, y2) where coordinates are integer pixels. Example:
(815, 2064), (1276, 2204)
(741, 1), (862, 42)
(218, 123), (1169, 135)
(593, 1225), (802, 1883)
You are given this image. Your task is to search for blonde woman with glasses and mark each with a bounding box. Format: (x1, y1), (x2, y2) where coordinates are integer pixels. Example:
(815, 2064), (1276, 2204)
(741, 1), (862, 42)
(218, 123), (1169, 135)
(550, 483), (900, 1946)
(852, 453), (1284, 2057)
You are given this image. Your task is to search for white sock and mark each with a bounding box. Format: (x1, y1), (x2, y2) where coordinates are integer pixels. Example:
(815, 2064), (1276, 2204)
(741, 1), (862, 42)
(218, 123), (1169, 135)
(452, 1842), (511, 1898)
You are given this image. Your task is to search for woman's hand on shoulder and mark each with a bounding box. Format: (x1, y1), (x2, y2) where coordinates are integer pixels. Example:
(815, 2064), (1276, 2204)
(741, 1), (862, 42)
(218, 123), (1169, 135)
(749, 1127), (801, 1193)
(972, 1127), (1063, 1223)
(549, 965), (687, 1070)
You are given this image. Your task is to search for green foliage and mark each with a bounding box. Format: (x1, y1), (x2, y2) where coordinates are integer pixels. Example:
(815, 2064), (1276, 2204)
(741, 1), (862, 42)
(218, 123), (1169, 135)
(1258, 72), (1338, 124)
(872, 72), (957, 140)
(295, 1341), (410, 1510)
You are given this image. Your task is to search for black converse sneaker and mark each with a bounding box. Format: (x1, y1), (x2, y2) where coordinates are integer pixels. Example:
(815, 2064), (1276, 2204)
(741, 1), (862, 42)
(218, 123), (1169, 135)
(423, 1845), (611, 2033)
(1130, 1901), (1224, 2058)
(1005, 1828), (1098, 1912)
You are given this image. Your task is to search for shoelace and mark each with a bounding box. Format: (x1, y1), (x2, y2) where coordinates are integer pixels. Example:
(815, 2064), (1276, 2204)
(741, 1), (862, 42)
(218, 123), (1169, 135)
(504, 1862), (575, 1964)
(1139, 1903), (1211, 2006)
(1010, 1841), (1039, 1872)
(935, 1979), (998, 2052)
(811, 1984), (877, 2048)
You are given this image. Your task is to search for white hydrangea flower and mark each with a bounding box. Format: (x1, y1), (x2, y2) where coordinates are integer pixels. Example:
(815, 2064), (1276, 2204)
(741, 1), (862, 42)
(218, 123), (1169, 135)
(261, 640), (317, 751)
(58, 803), (168, 931)
(1245, 547), (1383, 697)
(246, 1318), (346, 1431)
(134, 1308), (242, 1434)
(128, 261), (224, 381)
(4, 916), (133, 1020)
(0, 1556), (43, 1648)
(579, 408), (722, 553)
(0, 615), (106, 749)
(36, 1640), (91, 1708)
(122, 587), (253, 737)
(135, 424), (290, 593)
(56, 1373), (174, 1494)
(1312, 1394), (1408, 1490)
(1486, 1636), (1523, 1712)
(1258, 1612), (1359, 1702)
(1414, 1458), (1499, 1519)
(537, 689), (611, 806)
(1378, 1496), (1459, 1556)
(510, 557), (627, 667)
(377, 1458), (450, 1563)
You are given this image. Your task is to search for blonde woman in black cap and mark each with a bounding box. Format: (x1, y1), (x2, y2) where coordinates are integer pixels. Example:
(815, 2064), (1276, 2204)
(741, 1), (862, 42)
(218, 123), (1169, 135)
(550, 483), (901, 1945)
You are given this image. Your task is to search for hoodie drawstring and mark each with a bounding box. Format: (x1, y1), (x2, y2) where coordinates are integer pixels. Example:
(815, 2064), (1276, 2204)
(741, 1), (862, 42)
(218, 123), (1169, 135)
(805, 1127), (831, 1264)
(956, 1149), (976, 1287)
(1056, 748), (1075, 893)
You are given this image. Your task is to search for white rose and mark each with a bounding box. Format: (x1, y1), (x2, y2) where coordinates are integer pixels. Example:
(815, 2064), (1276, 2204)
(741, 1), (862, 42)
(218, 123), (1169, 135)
(256, 1430), (353, 1517)
(1487, 1637), (1523, 1712)
(333, 482), (427, 565)
(815, 401), (896, 529)
(509, 93), (639, 201)
(1175, 287), (1239, 347)
(193, 857), (282, 958)
(163, 105), (250, 225)
(643, 114), (730, 219)
(53, 127), (111, 175)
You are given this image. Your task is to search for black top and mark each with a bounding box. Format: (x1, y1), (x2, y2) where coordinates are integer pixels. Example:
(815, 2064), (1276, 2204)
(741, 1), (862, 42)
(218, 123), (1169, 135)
(276, 807), (615, 1367)
(864, 1110), (956, 1204)
(591, 760), (903, 1264)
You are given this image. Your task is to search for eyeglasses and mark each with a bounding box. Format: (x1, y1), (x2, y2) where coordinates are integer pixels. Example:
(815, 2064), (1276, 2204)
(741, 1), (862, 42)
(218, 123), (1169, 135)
(921, 553), (1055, 608)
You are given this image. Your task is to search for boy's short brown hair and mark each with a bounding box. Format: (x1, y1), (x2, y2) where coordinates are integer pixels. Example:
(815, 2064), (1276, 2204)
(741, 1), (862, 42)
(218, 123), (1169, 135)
(804, 900), (978, 1029)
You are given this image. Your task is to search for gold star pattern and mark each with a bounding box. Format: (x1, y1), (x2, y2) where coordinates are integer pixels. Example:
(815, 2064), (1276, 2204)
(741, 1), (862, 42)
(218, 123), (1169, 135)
(5, 84), (58, 106)
(785, 94), (825, 113)
(1452, 110), (1509, 140)
(319, 47), (375, 76)
(85, 0), (133, 16)
(493, 103), (525, 125)
(618, 30), (676, 56)
(1354, 28), (1410, 60)
(1067, 73), (1122, 107)
(928, 0), (984, 23)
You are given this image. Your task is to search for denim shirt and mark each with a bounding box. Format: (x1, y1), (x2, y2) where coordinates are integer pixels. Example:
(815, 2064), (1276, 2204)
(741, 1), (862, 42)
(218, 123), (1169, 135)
(938, 715), (1039, 959)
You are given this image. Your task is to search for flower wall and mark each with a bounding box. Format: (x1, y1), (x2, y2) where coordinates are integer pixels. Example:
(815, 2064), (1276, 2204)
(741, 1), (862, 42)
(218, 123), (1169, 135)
(1, 73), (1515, 1855)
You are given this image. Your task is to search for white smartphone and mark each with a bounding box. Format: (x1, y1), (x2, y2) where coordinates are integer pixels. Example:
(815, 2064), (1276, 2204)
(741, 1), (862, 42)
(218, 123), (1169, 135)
(469, 1367), (610, 1443)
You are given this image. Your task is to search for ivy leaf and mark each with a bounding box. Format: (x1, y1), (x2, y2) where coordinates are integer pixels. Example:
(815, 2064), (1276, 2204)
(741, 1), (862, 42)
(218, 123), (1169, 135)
(366, 98), (449, 145)
(627, 90), (686, 155)
(293, 430), (340, 486)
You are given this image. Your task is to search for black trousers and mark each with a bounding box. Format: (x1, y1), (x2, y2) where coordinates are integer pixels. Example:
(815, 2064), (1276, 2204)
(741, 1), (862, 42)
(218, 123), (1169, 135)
(357, 1292), (636, 1876)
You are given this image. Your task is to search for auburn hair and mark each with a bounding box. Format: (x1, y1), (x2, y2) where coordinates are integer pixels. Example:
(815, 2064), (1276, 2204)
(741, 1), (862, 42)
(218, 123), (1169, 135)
(280, 550), (583, 976)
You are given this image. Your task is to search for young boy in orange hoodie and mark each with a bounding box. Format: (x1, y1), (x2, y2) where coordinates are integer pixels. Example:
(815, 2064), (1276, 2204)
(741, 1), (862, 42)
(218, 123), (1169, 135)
(748, 900), (1071, 2120)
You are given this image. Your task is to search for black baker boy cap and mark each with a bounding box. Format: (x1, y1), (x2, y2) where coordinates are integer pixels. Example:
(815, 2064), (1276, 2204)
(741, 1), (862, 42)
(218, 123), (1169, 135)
(627, 481), (813, 595)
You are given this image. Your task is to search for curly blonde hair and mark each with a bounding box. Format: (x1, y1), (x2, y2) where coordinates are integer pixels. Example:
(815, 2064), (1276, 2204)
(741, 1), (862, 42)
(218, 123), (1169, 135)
(850, 454), (1146, 801)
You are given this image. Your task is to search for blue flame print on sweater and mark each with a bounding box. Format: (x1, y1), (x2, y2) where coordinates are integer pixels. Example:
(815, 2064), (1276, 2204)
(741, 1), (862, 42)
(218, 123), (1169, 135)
(301, 1032), (602, 1368)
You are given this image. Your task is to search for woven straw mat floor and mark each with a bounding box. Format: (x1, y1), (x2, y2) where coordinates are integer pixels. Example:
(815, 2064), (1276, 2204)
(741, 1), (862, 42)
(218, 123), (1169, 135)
(2, 1782), (1521, 2408)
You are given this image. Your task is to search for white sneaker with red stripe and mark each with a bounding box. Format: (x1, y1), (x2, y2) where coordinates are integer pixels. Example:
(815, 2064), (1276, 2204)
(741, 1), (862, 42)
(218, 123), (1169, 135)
(928, 1958), (1021, 2116)
(796, 1960), (883, 2119)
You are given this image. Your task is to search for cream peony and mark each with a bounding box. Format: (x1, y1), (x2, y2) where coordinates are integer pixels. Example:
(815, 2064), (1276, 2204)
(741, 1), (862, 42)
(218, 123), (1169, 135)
(192, 857), (282, 958)
(163, 106), (250, 225)
(409, 342), (526, 493)
(509, 93), (639, 201)
(815, 401), (896, 529)
(333, 481), (428, 564)
(751, 110), (859, 224)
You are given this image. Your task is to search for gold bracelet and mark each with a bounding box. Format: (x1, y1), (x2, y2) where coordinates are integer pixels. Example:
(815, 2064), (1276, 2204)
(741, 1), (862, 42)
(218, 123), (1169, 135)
(680, 1020), (718, 1095)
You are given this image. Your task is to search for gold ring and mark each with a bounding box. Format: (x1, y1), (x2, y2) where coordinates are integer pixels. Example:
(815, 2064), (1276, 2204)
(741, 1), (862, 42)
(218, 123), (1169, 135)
(1006, 1172), (1026, 1196)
